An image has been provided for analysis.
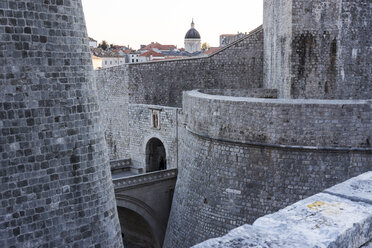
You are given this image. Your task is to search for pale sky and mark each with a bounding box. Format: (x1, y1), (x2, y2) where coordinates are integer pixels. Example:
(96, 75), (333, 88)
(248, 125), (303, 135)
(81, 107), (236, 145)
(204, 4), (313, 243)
(81, 0), (263, 50)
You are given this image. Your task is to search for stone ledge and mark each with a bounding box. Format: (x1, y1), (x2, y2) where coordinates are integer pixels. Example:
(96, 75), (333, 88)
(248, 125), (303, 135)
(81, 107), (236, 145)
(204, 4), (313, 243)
(324, 171), (372, 205)
(193, 171), (372, 248)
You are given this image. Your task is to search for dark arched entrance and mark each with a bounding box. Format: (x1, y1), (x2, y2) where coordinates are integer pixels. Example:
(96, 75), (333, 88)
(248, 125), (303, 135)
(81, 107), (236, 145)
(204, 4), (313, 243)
(117, 207), (158, 248)
(146, 138), (166, 172)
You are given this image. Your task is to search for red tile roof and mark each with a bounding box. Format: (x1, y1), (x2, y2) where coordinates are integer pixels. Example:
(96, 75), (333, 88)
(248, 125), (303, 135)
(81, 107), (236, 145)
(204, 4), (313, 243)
(140, 42), (177, 51)
(123, 49), (132, 54)
(139, 50), (164, 57)
(203, 47), (222, 55)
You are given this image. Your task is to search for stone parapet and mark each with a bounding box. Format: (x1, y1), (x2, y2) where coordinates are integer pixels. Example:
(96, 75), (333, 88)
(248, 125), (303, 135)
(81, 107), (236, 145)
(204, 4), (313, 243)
(193, 171), (372, 248)
(184, 90), (372, 148)
(110, 158), (132, 171)
(113, 168), (178, 189)
(163, 90), (371, 248)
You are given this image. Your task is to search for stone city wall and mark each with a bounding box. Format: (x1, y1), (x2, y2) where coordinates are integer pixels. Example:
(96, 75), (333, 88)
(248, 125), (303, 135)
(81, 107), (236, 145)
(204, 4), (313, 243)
(163, 90), (372, 248)
(0, 1), (122, 247)
(127, 27), (263, 107)
(128, 104), (180, 172)
(95, 26), (264, 161)
(185, 90), (372, 147)
(201, 88), (277, 98)
(264, 0), (372, 99)
(95, 66), (130, 160)
(193, 171), (372, 248)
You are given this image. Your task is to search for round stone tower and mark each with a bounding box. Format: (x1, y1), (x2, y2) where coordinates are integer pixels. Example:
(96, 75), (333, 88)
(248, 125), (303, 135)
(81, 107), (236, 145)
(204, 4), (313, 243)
(184, 19), (201, 53)
(0, 1), (123, 247)
(163, 89), (372, 248)
(164, 1), (372, 247)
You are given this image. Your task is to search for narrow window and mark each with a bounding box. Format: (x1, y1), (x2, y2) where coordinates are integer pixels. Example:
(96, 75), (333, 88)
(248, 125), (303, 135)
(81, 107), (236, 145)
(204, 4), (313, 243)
(151, 109), (160, 129)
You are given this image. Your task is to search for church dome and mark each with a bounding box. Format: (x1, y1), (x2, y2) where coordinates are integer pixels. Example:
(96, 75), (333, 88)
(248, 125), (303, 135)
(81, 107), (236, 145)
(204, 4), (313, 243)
(185, 19), (201, 39)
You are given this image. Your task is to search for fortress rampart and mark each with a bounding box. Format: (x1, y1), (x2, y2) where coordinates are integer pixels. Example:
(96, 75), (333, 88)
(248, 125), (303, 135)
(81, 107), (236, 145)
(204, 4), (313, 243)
(0, 1), (122, 247)
(163, 90), (372, 248)
(95, 27), (264, 161)
(184, 90), (372, 148)
(95, 66), (130, 160)
(126, 27), (263, 107)
(163, 1), (372, 246)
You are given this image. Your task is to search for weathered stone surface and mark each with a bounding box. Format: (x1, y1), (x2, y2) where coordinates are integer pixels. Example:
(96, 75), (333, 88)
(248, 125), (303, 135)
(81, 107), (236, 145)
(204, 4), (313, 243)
(192, 224), (299, 248)
(128, 104), (180, 172)
(0, 1), (122, 247)
(184, 90), (372, 148)
(264, 0), (372, 99)
(95, 66), (130, 160)
(95, 28), (264, 161)
(163, 90), (372, 248)
(254, 193), (372, 248)
(324, 171), (372, 204)
(193, 172), (372, 248)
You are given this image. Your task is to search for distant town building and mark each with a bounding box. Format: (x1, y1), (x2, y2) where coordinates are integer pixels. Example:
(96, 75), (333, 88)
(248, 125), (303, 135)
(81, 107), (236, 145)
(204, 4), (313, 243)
(90, 48), (126, 69)
(128, 51), (146, 63)
(89, 37), (98, 48)
(139, 42), (177, 53)
(140, 50), (165, 62)
(184, 19), (201, 53)
(220, 33), (246, 47)
(92, 54), (103, 69)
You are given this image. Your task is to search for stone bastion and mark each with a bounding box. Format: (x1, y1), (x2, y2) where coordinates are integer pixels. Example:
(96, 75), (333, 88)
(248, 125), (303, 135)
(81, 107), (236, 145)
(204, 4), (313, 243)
(0, 1), (122, 247)
(163, 89), (372, 248)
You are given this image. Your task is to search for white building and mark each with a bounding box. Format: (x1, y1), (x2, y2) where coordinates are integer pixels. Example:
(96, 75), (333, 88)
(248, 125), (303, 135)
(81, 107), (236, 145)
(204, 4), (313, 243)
(184, 19), (201, 53)
(89, 37), (98, 48)
(128, 52), (145, 63)
(91, 48), (127, 69)
(101, 56), (126, 68)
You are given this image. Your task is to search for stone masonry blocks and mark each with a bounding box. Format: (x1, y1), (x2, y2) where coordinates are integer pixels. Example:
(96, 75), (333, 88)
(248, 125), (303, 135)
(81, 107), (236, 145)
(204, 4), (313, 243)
(264, 0), (372, 99)
(163, 90), (372, 248)
(0, 1), (123, 247)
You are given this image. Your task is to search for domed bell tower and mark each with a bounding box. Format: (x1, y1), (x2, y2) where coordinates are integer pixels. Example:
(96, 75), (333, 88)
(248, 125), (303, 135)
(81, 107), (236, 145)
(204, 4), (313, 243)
(184, 19), (201, 53)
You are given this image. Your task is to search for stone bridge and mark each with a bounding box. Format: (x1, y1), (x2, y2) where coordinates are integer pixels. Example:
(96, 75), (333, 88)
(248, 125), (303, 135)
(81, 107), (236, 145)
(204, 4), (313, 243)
(113, 168), (178, 248)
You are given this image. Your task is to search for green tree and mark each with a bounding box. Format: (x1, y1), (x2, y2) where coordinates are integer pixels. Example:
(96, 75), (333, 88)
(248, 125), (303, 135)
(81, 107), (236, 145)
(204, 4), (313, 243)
(201, 42), (210, 51)
(99, 40), (108, 50)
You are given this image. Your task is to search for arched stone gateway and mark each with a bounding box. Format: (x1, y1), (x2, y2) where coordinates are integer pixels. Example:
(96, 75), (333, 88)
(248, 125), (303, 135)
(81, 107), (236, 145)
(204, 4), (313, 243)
(117, 207), (157, 248)
(116, 197), (164, 248)
(146, 138), (167, 172)
(114, 170), (178, 248)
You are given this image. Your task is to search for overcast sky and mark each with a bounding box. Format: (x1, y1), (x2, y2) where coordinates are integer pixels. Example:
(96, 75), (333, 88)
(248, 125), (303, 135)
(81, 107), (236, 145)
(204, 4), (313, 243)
(81, 0), (263, 50)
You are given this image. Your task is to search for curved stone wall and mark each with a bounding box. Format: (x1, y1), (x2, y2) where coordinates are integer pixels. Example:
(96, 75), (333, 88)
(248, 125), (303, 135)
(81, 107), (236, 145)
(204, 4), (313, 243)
(184, 90), (372, 148)
(200, 89), (277, 98)
(0, 1), (122, 247)
(163, 90), (372, 248)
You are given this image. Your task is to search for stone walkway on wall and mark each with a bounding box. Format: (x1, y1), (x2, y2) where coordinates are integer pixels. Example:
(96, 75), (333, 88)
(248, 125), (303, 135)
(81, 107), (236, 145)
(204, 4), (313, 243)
(193, 171), (372, 248)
